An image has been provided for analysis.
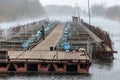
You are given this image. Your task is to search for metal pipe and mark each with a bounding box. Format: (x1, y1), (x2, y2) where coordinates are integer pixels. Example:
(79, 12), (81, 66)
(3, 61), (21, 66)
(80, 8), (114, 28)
(76, 3), (80, 22)
(88, 0), (91, 25)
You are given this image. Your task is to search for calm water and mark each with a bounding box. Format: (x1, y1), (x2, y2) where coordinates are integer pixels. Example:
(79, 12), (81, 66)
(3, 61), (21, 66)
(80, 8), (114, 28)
(0, 17), (120, 80)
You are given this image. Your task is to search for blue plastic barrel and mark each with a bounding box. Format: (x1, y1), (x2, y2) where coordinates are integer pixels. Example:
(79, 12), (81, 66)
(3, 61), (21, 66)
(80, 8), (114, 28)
(22, 41), (29, 50)
(63, 42), (71, 52)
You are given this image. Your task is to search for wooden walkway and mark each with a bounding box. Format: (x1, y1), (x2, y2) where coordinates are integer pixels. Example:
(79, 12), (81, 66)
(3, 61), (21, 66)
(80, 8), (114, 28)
(32, 22), (65, 50)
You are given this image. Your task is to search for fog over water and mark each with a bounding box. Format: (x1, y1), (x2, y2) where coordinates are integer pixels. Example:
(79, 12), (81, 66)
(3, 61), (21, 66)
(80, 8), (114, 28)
(40, 0), (120, 10)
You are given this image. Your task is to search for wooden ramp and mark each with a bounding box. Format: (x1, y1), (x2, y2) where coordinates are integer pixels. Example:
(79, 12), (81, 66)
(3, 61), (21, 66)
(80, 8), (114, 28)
(32, 22), (65, 50)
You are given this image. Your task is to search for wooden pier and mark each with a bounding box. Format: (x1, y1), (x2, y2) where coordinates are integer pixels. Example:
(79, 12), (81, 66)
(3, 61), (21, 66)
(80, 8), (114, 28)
(0, 22), (91, 74)
(0, 19), (114, 74)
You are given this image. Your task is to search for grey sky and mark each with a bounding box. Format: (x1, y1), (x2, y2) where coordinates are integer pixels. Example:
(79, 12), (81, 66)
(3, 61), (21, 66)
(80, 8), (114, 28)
(39, 0), (120, 10)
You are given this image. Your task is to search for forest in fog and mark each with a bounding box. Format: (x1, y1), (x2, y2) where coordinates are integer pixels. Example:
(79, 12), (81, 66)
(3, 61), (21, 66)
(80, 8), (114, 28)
(0, 0), (45, 22)
(0, 0), (120, 22)
(91, 3), (120, 21)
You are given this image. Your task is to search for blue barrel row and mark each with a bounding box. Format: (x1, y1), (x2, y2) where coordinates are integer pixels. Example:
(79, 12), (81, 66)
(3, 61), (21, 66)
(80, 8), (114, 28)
(20, 21), (59, 50)
(20, 30), (41, 50)
(57, 22), (72, 52)
(64, 21), (72, 41)
(45, 21), (59, 33)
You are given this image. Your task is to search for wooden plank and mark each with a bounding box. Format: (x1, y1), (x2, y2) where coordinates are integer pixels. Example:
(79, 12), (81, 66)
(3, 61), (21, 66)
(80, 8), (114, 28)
(8, 51), (89, 60)
(32, 22), (65, 50)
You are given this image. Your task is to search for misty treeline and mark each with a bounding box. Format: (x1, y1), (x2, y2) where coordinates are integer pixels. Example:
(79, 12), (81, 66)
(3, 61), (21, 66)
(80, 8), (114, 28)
(0, 0), (45, 22)
(91, 3), (120, 21)
(44, 5), (87, 16)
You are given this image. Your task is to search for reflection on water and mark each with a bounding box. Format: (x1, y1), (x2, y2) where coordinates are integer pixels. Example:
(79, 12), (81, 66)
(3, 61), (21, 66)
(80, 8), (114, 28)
(0, 74), (91, 80)
(93, 60), (113, 70)
(0, 17), (120, 80)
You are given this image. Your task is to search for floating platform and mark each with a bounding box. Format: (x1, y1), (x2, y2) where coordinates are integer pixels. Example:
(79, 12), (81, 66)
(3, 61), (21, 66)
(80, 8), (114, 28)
(0, 51), (91, 74)
(0, 22), (91, 74)
(0, 17), (115, 74)
(81, 20), (115, 59)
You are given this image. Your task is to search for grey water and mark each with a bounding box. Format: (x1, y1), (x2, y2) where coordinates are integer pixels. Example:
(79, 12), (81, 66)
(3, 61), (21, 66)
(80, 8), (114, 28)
(0, 17), (120, 80)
